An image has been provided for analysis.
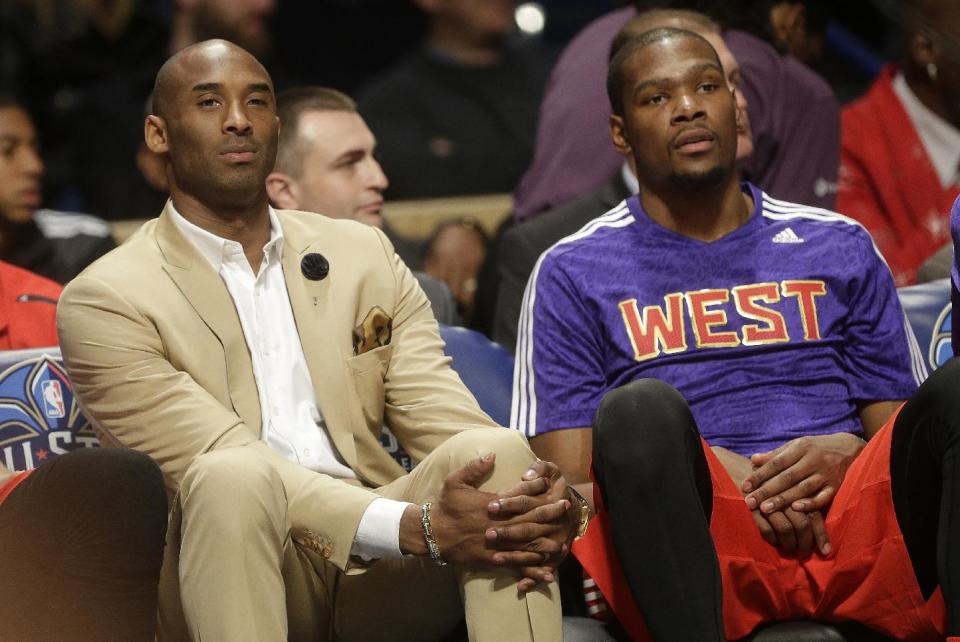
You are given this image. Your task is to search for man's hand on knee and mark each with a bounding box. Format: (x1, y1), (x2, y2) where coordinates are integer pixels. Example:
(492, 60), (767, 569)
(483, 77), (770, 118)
(399, 454), (572, 576)
(486, 460), (582, 593)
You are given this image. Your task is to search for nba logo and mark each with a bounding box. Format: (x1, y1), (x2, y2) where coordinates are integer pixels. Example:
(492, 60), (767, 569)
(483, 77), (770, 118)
(42, 380), (66, 419)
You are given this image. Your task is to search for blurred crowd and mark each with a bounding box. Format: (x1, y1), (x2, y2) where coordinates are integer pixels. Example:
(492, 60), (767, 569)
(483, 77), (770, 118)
(1, 0), (958, 339)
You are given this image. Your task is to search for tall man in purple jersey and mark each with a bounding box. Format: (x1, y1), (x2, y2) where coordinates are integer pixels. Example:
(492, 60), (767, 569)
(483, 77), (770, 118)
(514, 27), (960, 641)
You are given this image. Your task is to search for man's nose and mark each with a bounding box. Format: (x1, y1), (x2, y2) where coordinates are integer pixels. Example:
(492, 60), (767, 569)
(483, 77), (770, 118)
(367, 158), (389, 191)
(671, 92), (706, 123)
(223, 102), (253, 135)
(20, 145), (44, 177)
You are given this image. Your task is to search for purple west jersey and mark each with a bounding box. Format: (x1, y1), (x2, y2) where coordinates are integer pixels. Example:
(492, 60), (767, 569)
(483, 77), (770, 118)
(512, 183), (925, 457)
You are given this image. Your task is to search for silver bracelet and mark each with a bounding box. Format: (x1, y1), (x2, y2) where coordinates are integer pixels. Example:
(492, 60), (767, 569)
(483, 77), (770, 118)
(421, 502), (448, 566)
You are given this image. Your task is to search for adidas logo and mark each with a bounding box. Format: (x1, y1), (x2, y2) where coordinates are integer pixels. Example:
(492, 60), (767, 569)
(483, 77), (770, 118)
(772, 227), (804, 244)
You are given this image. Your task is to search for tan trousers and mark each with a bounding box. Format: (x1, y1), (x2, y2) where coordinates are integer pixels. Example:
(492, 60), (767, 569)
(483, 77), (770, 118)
(157, 429), (562, 641)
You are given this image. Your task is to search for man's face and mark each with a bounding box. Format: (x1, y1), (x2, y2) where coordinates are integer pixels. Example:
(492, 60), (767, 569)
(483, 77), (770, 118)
(280, 110), (388, 227)
(613, 36), (738, 192)
(151, 43), (279, 209)
(0, 107), (43, 223)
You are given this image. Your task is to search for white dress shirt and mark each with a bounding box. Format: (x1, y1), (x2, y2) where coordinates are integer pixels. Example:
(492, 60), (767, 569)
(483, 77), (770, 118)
(170, 204), (409, 561)
(893, 71), (960, 189)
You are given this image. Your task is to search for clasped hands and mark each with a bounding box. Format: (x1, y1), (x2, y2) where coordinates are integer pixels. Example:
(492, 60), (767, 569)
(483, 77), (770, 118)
(720, 433), (865, 558)
(429, 453), (578, 593)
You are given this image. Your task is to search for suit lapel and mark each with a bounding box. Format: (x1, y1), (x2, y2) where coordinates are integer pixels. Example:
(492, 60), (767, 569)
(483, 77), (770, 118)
(155, 205), (262, 434)
(280, 217), (359, 470)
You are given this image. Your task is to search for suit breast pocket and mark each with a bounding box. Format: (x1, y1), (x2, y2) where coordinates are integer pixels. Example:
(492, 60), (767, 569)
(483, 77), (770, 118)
(345, 344), (393, 431)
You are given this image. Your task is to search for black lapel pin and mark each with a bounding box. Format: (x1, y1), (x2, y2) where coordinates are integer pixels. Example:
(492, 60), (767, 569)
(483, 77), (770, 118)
(301, 253), (329, 281)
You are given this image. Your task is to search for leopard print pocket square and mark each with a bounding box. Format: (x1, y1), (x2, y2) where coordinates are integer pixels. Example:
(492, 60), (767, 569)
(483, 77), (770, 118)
(352, 306), (393, 355)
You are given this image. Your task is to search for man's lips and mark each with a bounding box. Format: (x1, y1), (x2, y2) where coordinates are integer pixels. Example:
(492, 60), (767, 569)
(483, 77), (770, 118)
(17, 187), (41, 206)
(358, 200), (384, 214)
(220, 148), (257, 163)
(672, 128), (716, 153)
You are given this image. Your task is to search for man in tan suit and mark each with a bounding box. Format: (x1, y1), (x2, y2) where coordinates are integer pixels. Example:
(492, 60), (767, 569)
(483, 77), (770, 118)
(57, 40), (580, 642)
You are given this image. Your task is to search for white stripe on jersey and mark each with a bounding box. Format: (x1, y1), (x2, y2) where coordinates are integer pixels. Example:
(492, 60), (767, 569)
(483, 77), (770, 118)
(759, 194), (928, 385)
(512, 203), (634, 437)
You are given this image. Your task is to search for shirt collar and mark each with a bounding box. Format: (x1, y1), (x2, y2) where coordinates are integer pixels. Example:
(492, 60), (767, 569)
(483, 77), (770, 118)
(168, 202), (285, 272)
(892, 71), (960, 188)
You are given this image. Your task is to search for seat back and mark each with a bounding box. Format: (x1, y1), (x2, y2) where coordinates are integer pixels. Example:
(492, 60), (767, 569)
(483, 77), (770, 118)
(379, 326), (515, 471)
(438, 325), (514, 427)
(898, 279), (953, 373)
(0, 347), (98, 471)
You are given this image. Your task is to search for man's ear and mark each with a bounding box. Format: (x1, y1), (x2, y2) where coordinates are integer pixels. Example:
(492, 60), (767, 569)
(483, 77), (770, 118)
(144, 115), (169, 154)
(265, 172), (300, 210)
(609, 114), (632, 157)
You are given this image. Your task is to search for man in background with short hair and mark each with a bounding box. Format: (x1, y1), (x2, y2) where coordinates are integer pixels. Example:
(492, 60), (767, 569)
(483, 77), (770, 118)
(266, 86), (457, 324)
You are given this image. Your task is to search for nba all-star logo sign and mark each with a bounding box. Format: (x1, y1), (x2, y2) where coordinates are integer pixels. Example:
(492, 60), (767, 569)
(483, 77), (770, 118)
(0, 355), (97, 471)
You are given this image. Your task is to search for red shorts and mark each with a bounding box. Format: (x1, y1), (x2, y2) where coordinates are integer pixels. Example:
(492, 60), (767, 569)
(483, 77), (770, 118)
(573, 413), (948, 641)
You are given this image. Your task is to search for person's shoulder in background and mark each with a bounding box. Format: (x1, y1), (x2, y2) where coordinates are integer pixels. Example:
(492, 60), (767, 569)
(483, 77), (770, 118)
(33, 209), (117, 283)
(0, 259), (62, 350)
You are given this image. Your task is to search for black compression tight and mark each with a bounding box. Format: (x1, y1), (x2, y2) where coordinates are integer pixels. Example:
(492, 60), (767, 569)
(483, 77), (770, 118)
(0, 448), (167, 642)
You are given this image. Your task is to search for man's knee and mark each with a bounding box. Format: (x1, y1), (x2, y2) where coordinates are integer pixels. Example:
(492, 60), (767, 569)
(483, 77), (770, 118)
(181, 447), (284, 517)
(594, 378), (693, 461)
(438, 428), (535, 485)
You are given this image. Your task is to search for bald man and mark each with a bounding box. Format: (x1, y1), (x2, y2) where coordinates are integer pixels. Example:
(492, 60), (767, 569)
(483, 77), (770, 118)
(58, 40), (578, 642)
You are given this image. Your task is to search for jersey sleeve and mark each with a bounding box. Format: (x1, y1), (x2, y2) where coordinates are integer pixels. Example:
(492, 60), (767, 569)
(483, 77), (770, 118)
(842, 230), (925, 401)
(511, 250), (607, 438)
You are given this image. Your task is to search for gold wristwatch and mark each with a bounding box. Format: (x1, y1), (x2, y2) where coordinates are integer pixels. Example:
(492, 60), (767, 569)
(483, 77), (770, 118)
(567, 486), (591, 540)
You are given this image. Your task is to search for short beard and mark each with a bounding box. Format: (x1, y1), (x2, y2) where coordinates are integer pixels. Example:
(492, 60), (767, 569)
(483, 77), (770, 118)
(668, 164), (730, 192)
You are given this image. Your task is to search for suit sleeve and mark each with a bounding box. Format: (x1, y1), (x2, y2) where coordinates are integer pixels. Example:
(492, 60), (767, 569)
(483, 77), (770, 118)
(57, 274), (379, 572)
(370, 229), (501, 463)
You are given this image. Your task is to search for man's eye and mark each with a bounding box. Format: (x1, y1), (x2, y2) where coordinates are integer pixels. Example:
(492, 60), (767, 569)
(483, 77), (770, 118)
(248, 98), (268, 106)
(647, 94), (666, 105)
(198, 98), (220, 107)
(699, 82), (718, 93)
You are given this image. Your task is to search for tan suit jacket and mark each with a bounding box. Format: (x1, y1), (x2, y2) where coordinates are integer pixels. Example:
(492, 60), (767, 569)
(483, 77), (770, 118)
(57, 203), (498, 572)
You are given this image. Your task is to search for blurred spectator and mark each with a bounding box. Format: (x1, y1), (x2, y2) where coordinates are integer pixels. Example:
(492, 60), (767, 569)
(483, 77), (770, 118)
(512, 0), (840, 220)
(0, 97), (115, 284)
(714, 0), (833, 66)
(422, 218), (488, 324)
(1, 0), (168, 220)
(494, 8), (753, 352)
(0, 259), (61, 350)
(2, 0), (282, 221)
(357, 0), (552, 199)
(266, 86), (459, 325)
(169, 0), (276, 58)
(837, 0), (960, 286)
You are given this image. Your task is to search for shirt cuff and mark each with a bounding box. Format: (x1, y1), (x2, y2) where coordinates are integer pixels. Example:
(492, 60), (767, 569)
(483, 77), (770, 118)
(352, 497), (413, 561)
